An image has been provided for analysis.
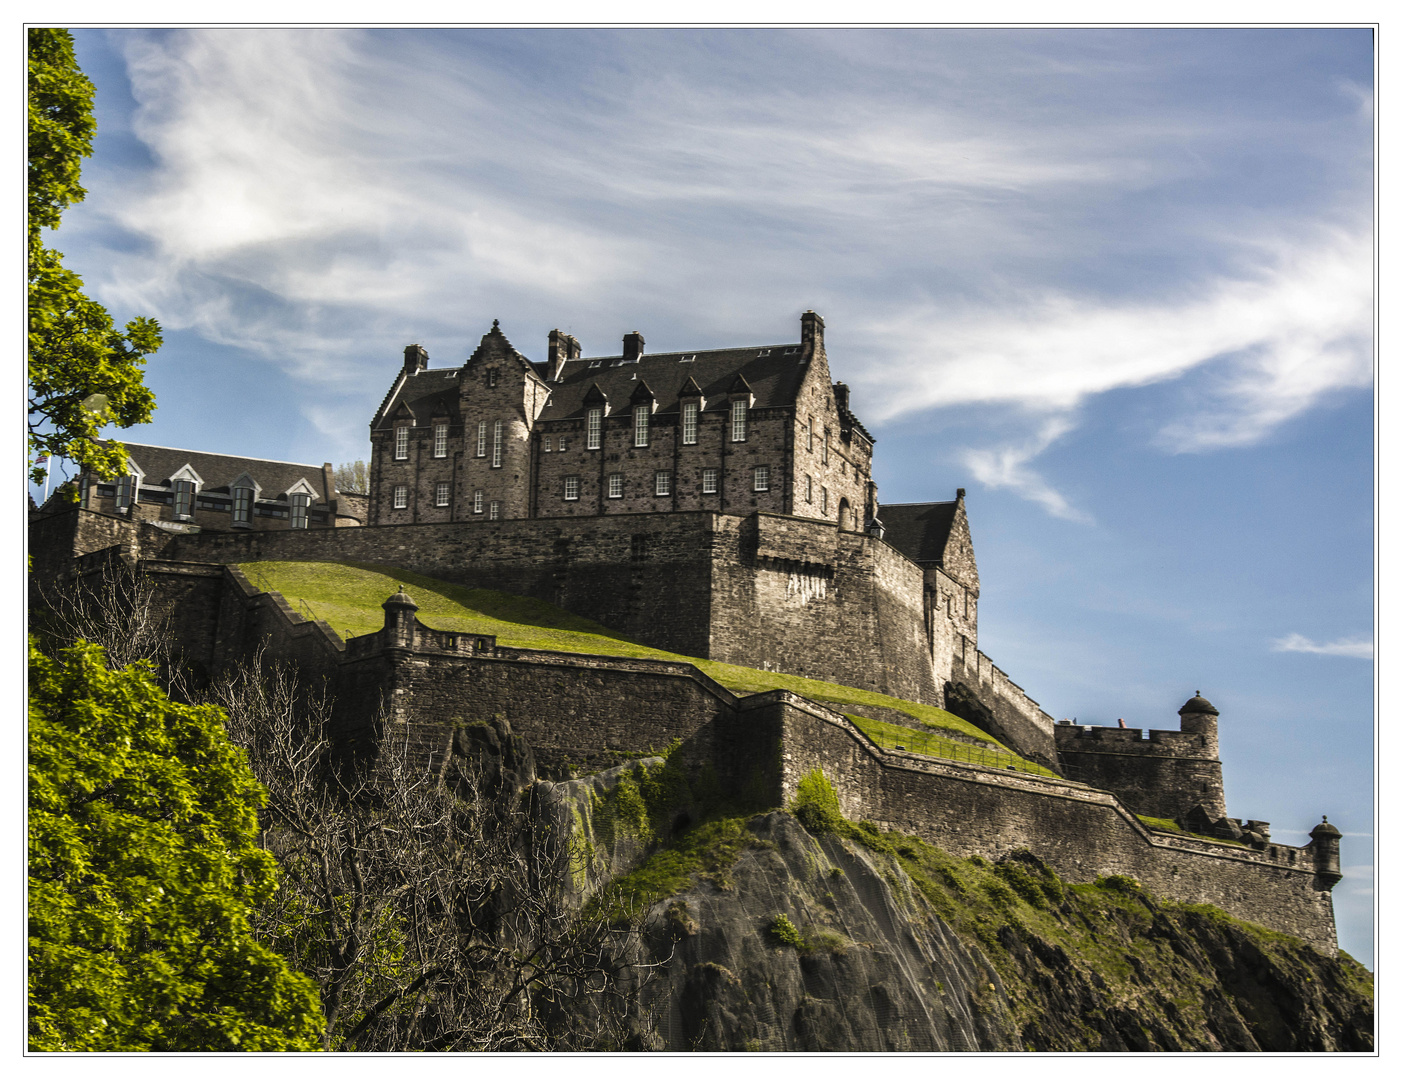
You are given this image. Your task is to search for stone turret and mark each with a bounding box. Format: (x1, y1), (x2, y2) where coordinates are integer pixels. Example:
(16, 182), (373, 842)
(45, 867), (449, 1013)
(1309, 817), (1343, 888)
(382, 589), (418, 649)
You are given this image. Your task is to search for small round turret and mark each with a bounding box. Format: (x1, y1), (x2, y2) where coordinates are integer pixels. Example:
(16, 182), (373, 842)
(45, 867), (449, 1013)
(1177, 690), (1220, 754)
(382, 589), (419, 646)
(1309, 816), (1343, 888)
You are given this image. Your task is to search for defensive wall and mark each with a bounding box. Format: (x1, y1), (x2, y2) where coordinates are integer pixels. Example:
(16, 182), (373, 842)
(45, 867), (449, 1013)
(45, 548), (1334, 955)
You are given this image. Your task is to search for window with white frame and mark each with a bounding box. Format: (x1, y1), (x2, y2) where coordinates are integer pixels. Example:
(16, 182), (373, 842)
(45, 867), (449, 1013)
(435, 481), (450, 507)
(805, 475), (813, 503)
(488, 500), (500, 520)
(558, 435), (567, 451)
(753, 466), (769, 492)
(682, 401), (698, 444)
(395, 426), (409, 460)
(492, 420), (503, 467)
(564, 476), (580, 501)
(433, 423), (448, 458)
(476, 421), (487, 457)
(290, 493), (311, 529)
(393, 485), (408, 509)
(821, 487), (828, 514)
(233, 486), (253, 525)
(473, 490), (484, 514)
(655, 470), (671, 496)
(174, 480), (195, 518)
(702, 468), (718, 494)
(634, 405), (649, 447)
(543, 437), (552, 452)
(116, 475), (135, 509)
(608, 473), (623, 498)
(730, 399), (747, 442)
(587, 407), (602, 449)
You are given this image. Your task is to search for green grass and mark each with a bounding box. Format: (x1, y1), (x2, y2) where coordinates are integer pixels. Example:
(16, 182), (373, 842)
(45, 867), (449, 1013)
(1134, 814), (1249, 847)
(237, 559), (1029, 760)
(847, 714), (1058, 778)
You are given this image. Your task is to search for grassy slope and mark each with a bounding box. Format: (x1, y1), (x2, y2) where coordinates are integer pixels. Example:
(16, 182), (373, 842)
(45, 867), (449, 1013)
(238, 560), (1050, 772)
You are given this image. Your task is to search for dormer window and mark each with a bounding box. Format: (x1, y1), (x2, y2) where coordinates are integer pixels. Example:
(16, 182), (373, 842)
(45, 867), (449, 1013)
(682, 402), (698, 444)
(115, 475), (135, 510)
(730, 399), (748, 442)
(784, 346), (797, 354)
(634, 405), (649, 447)
(289, 493), (311, 529)
(588, 360), (602, 368)
(680, 354), (696, 362)
(587, 407), (603, 449)
(757, 349), (771, 357)
(173, 480), (195, 519)
(395, 426), (409, 461)
(232, 486), (253, 526)
(433, 422), (448, 458)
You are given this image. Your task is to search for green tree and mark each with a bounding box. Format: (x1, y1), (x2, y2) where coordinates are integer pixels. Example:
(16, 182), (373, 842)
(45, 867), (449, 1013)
(28, 28), (160, 488)
(27, 638), (325, 1051)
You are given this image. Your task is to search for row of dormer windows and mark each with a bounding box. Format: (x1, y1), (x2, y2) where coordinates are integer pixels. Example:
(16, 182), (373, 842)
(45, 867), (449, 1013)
(88, 477), (314, 528)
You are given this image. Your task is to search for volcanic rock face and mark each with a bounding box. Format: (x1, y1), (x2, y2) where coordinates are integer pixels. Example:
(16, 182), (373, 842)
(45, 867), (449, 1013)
(618, 813), (1372, 1052)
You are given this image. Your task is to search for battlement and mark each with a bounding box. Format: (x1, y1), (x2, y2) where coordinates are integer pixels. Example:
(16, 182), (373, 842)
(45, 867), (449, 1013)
(1054, 723), (1212, 757)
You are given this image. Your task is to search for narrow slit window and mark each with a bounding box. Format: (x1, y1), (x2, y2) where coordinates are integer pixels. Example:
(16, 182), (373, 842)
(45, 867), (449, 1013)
(805, 475), (813, 503)
(492, 420), (504, 467)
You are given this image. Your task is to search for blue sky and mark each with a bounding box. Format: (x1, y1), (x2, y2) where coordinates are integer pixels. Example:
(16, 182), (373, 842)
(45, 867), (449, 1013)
(43, 27), (1375, 963)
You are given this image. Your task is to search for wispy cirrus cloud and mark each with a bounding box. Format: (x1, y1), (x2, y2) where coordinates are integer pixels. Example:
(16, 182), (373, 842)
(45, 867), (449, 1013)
(1272, 633), (1374, 659)
(964, 415), (1092, 523)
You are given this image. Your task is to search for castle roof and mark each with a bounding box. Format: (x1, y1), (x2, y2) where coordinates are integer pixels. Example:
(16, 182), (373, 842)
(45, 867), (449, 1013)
(373, 368), (462, 428)
(538, 343), (813, 421)
(879, 500), (960, 564)
(1178, 694), (1219, 716)
(96, 442), (335, 503)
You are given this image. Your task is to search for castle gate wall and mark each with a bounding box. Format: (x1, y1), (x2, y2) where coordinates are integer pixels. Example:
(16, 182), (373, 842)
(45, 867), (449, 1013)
(766, 697), (1338, 954)
(706, 513), (939, 705)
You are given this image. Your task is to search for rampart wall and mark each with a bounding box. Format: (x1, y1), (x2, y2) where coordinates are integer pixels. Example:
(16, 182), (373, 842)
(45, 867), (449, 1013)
(1054, 723), (1228, 822)
(948, 638), (1058, 766)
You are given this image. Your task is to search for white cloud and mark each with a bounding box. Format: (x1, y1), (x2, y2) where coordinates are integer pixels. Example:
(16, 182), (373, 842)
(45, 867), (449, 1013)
(963, 416), (1092, 523)
(1271, 633), (1374, 659)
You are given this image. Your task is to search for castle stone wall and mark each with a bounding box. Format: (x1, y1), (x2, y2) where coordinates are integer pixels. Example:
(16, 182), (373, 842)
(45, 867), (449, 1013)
(949, 641), (1057, 765)
(1054, 723), (1228, 821)
(767, 698), (1338, 954)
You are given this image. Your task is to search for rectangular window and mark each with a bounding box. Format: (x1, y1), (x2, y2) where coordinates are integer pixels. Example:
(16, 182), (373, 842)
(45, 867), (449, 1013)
(435, 481), (450, 507)
(634, 405), (649, 447)
(174, 480), (195, 518)
(394, 485), (408, 509)
(473, 490), (483, 514)
(564, 476), (580, 501)
(476, 421), (487, 457)
(488, 500), (500, 520)
(822, 428), (829, 464)
(702, 468), (718, 494)
(753, 466), (769, 492)
(233, 487), (253, 524)
(543, 437), (552, 452)
(488, 368), (498, 388)
(807, 417), (814, 452)
(395, 426), (409, 460)
(730, 399), (747, 442)
(587, 407), (602, 449)
(821, 487), (828, 514)
(79, 475), (90, 508)
(805, 475), (813, 503)
(608, 473), (623, 498)
(492, 420), (503, 468)
(558, 435), (567, 451)
(290, 493), (310, 529)
(655, 470), (671, 496)
(433, 423), (447, 458)
(116, 475), (134, 509)
(682, 401), (698, 444)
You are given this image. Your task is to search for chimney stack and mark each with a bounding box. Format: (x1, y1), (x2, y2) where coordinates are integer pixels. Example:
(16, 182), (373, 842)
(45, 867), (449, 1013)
(623, 331), (645, 365)
(403, 344), (429, 375)
(833, 381), (850, 414)
(548, 329), (581, 381)
(800, 310), (826, 365)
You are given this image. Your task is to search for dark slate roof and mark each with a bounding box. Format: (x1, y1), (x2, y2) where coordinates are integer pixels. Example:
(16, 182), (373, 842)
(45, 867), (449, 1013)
(539, 344), (809, 420)
(373, 368), (463, 428)
(879, 501), (958, 564)
(108, 442), (333, 502)
(1178, 695), (1219, 716)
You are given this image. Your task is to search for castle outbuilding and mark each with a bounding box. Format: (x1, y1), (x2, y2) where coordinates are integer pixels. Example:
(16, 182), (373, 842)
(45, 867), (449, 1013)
(367, 311), (877, 531)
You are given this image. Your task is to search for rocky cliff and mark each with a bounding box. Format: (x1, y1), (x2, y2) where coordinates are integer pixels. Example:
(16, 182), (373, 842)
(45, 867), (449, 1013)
(541, 756), (1373, 1052)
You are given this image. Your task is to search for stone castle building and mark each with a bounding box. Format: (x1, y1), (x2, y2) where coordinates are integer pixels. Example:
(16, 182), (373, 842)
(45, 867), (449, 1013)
(367, 311), (876, 531)
(30, 309), (1345, 953)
